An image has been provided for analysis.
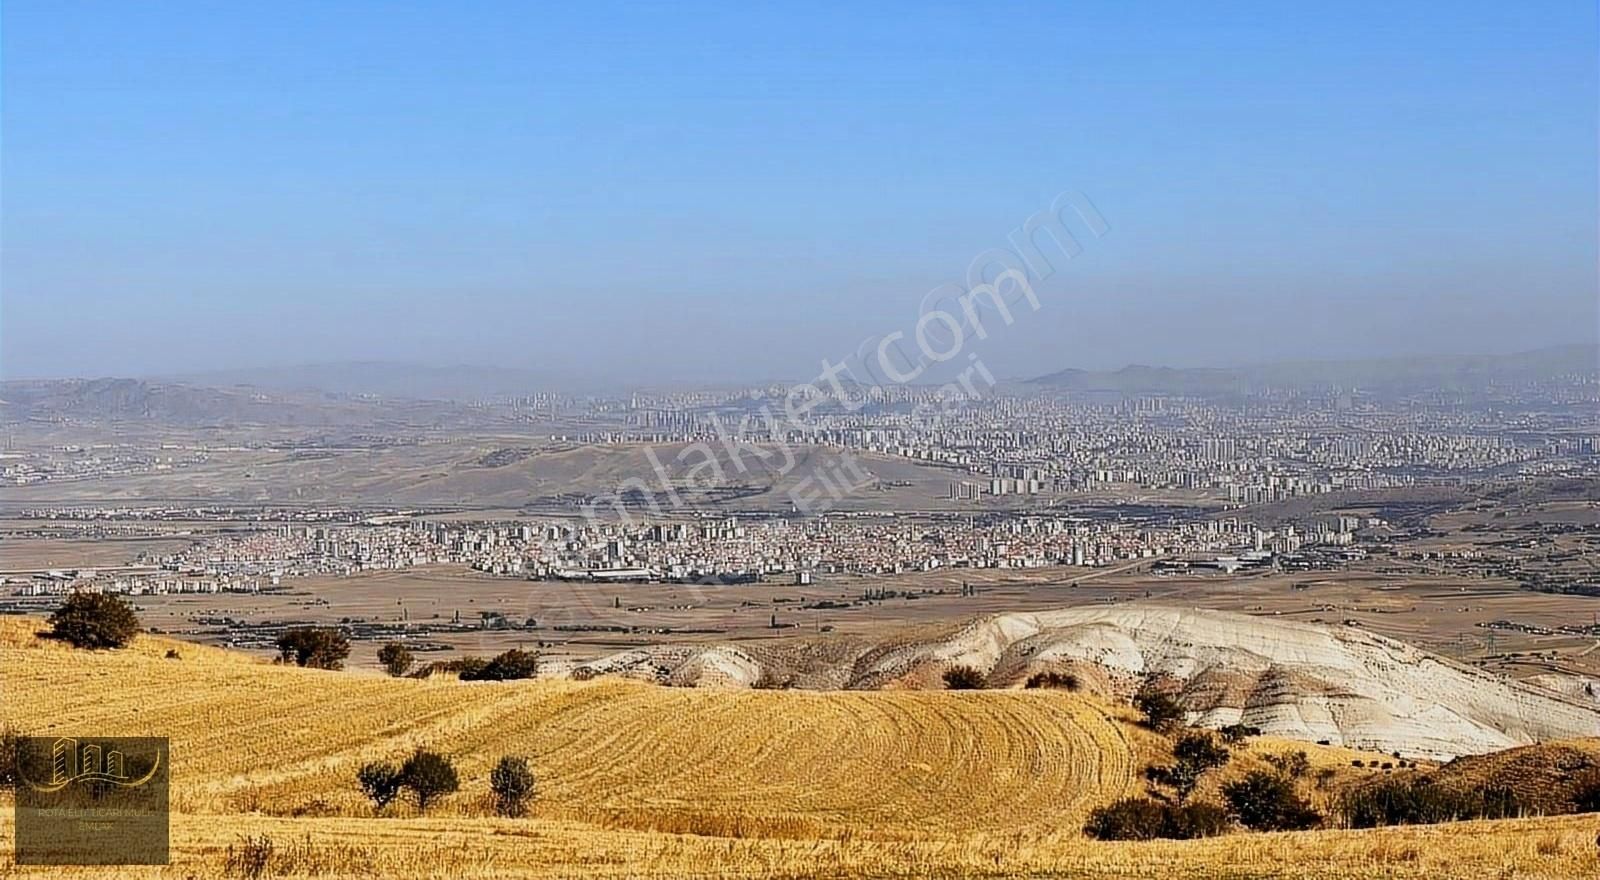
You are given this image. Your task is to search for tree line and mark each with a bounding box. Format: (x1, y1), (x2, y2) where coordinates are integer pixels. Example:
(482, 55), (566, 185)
(357, 749), (535, 818)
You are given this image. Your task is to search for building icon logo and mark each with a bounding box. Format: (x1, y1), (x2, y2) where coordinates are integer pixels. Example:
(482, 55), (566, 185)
(21, 737), (162, 793)
(15, 735), (170, 866)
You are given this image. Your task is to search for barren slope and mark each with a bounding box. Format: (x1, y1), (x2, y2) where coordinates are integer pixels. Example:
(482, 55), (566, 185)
(577, 606), (1600, 759)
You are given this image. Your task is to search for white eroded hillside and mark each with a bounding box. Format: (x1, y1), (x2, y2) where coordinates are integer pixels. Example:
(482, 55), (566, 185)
(573, 605), (1600, 759)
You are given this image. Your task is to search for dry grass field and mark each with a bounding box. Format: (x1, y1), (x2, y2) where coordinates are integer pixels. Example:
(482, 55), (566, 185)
(4, 617), (1600, 878)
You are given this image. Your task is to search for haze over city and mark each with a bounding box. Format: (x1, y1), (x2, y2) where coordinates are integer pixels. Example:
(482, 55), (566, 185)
(4, 1), (1596, 384)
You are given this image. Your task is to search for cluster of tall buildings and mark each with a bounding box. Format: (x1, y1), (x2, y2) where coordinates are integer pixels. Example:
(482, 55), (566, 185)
(9, 508), (1385, 601)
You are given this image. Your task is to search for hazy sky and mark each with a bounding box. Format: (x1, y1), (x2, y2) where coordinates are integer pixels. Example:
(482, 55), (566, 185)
(3, 1), (1596, 383)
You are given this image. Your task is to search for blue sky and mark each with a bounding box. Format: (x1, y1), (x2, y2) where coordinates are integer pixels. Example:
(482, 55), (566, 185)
(3, 1), (1595, 382)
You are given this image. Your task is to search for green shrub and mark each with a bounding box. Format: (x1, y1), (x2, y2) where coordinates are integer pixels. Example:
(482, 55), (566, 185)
(275, 627), (350, 670)
(1174, 730), (1231, 769)
(1222, 770), (1322, 831)
(356, 761), (403, 813)
(1024, 671), (1080, 690)
(1084, 797), (1167, 840)
(1219, 723), (1261, 744)
(377, 642), (414, 677)
(1338, 775), (1524, 828)
(1084, 797), (1232, 840)
(1165, 801), (1232, 839)
(460, 648), (539, 681)
(942, 665), (986, 690)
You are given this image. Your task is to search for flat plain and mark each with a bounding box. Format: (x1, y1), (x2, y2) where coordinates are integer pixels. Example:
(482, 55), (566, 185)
(12, 550), (1596, 680)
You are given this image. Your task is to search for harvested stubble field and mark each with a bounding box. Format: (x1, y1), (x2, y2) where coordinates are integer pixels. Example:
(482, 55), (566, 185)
(2, 618), (1598, 879)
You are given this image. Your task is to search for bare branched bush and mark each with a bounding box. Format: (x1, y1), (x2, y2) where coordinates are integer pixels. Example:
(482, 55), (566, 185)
(224, 835), (274, 880)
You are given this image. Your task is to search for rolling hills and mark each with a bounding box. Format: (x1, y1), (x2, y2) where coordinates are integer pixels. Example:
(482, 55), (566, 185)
(570, 606), (1600, 759)
(0, 616), (1139, 861)
(1026, 344), (1600, 397)
(5, 615), (1600, 878)
(0, 377), (483, 428)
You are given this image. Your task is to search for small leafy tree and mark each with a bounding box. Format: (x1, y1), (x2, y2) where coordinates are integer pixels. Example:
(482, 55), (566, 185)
(489, 755), (536, 818)
(942, 665), (986, 690)
(356, 761), (403, 812)
(275, 627), (350, 670)
(1147, 731), (1231, 803)
(1133, 679), (1184, 733)
(1174, 731), (1231, 772)
(1222, 770), (1322, 831)
(377, 642), (414, 677)
(400, 749), (459, 814)
(48, 591), (140, 649)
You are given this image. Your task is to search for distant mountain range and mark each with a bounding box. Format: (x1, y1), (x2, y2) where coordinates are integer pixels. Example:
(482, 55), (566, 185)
(3, 346), (1593, 427)
(160, 361), (581, 400)
(1026, 344), (1598, 396)
(0, 376), (478, 428)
